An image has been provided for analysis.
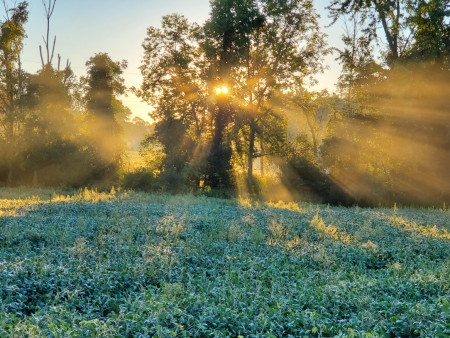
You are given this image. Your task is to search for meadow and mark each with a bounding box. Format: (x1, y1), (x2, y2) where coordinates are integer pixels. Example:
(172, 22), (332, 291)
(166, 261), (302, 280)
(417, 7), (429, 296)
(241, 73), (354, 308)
(0, 188), (449, 337)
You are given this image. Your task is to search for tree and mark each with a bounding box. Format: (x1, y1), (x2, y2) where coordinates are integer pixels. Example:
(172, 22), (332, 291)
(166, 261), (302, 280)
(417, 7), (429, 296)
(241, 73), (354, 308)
(136, 14), (205, 133)
(84, 53), (127, 182)
(39, 0), (57, 67)
(334, 12), (384, 101)
(0, 1), (28, 184)
(405, 0), (450, 64)
(137, 0), (328, 194)
(325, 0), (450, 206)
(202, 0), (266, 190)
(328, 0), (411, 64)
(135, 14), (207, 190)
(15, 0), (84, 186)
(229, 0), (328, 186)
(328, 0), (450, 67)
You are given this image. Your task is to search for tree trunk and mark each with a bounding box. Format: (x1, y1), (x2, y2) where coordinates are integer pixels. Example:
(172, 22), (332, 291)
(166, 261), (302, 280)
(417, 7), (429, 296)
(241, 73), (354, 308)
(247, 123), (256, 182)
(7, 163), (13, 186)
(375, 0), (399, 61)
(6, 120), (14, 186)
(260, 139), (264, 176)
(206, 100), (232, 189)
(212, 102), (226, 151)
(305, 114), (318, 157)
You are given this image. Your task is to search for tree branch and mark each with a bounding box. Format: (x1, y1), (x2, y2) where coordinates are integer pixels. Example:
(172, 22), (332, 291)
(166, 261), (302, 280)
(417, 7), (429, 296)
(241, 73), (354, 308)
(39, 45), (45, 68)
(50, 35), (56, 64)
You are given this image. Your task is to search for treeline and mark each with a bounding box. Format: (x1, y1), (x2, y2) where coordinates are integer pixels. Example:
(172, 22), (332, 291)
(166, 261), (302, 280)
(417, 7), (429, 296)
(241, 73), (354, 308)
(1, 0), (449, 207)
(0, 1), (149, 188)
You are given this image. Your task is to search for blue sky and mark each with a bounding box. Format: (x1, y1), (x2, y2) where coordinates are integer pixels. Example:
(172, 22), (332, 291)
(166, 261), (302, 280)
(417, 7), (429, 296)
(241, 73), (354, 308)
(19, 0), (343, 122)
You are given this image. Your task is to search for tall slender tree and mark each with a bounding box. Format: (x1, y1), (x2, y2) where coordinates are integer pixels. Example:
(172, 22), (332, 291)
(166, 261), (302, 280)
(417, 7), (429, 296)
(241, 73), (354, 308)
(135, 14), (207, 181)
(202, 0), (265, 190)
(39, 0), (57, 67)
(231, 0), (328, 185)
(0, 1), (28, 184)
(84, 53), (127, 180)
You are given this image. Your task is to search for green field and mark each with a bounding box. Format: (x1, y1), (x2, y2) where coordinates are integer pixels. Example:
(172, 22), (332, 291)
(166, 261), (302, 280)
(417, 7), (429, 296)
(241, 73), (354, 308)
(0, 188), (449, 337)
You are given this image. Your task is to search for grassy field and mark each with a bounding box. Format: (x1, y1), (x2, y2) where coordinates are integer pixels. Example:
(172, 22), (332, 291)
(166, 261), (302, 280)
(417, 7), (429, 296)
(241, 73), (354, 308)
(0, 188), (449, 337)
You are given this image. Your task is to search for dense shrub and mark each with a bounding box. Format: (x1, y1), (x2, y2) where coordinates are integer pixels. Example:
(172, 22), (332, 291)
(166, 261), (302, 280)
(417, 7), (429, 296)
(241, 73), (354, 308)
(122, 169), (157, 192)
(281, 156), (355, 206)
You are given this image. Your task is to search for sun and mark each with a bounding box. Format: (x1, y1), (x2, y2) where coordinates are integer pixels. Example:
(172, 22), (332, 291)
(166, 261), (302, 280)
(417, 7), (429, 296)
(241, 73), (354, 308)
(215, 85), (229, 95)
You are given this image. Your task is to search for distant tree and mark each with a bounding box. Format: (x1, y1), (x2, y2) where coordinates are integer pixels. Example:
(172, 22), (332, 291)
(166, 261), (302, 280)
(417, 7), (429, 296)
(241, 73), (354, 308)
(288, 90), (332, 159)
(120, 117), (153, 152)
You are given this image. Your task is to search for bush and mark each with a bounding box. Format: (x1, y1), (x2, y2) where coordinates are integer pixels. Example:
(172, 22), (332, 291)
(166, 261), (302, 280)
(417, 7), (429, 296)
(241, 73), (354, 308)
(281, 156), (355, 206)
(122, 169), (156, 192)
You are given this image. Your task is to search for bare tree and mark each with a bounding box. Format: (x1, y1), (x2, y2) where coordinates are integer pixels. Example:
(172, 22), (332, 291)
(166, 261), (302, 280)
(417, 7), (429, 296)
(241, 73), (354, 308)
(39, 0), (56, 67)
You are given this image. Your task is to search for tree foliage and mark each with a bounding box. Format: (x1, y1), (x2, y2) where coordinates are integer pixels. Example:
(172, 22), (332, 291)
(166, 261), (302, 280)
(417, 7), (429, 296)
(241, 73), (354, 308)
(136, 0), (328, 194)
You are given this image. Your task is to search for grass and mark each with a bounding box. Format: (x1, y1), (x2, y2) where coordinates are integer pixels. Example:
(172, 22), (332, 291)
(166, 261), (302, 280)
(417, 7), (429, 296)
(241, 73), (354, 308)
(0, 187), (449, 336)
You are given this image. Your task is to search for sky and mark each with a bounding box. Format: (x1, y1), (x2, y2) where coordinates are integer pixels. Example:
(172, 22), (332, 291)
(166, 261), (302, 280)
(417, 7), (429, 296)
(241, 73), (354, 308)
(18, 0), (343, 122)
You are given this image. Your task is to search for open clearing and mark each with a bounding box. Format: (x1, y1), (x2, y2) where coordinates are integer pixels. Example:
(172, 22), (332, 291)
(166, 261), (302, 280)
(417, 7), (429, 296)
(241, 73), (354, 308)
(0, 188), (449, 336)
